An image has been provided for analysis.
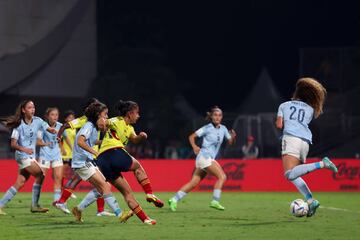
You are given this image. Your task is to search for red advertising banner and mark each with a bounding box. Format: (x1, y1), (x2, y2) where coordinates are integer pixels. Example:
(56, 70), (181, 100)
(0, 159), (359, 192)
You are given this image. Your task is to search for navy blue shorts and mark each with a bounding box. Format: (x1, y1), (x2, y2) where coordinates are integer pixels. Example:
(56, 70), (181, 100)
(97, 148), (133, 181)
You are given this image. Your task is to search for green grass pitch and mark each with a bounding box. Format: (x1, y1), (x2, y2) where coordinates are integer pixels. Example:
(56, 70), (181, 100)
(0, 192), (359, 240)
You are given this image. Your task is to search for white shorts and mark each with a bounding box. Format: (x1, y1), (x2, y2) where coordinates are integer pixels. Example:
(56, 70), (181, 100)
(16, 158), (37, 169)
(196, 155), (215, 169)
(74, 162), (99, 181)
(281, 135), (309, 163)
(39, 158), (63, 169)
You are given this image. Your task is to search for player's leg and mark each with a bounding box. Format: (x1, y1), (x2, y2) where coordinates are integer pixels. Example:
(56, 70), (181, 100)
(168, 168), (207, 211)
(52, 162), (63, 202)
(0, 169), (30, 215)
(73, 169), (128, 222)
(111, 176), (155, 225)
(26, 160), (48, 213)
(129, 157), (163, 208)
(56, 173), (82, 204)
(205, 161), (227, 210)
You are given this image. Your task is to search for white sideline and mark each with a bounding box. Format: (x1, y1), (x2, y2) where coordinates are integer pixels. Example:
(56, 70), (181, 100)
(320, 206), (360, 214)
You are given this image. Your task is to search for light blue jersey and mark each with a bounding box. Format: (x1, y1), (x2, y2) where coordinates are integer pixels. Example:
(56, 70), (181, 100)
(195, 123), (231, 159)
(38, 122), (62, 161)
(277, 100), (314, 144)
(11, 116), (50, 161)
(72, 122), (98, 168)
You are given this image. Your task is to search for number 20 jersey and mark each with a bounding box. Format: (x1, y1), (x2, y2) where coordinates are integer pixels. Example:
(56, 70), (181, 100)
(277, 100), (314, 144)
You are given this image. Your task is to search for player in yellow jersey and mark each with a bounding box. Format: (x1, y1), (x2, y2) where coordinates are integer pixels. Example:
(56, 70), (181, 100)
(54, 98), (113, 216)
(96, 100), (163, 225)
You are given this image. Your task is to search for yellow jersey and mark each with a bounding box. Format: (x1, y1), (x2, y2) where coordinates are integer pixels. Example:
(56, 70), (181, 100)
(61, 128), (76, 160)
(99, 117), (135, 154)
(69, 115), (88, 129)
(68, 115), (99, 158)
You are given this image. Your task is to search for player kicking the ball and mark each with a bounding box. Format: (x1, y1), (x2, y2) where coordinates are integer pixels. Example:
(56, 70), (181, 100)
(168, 106), (236, 211)
(276, 78), (338, 217)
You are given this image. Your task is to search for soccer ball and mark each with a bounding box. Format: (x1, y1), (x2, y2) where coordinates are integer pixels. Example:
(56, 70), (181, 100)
(290, 199), (309, 217)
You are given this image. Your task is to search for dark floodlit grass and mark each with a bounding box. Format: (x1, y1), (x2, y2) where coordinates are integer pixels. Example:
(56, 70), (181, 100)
(0, 192), (359, 240)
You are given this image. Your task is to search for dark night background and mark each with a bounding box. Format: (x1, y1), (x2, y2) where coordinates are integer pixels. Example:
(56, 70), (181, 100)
(97, 1), (360, 110)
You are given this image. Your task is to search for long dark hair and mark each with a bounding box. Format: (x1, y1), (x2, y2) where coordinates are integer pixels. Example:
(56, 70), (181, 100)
(115, 100), (138, 117)
(81, 98), (99, 112)
(85, 102), (108, 128)
(1, 100), (33, 129)
(205, 105), (223, 122)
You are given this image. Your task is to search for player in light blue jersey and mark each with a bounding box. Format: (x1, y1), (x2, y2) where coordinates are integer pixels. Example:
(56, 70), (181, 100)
(276, 78), (338, 217)
(169, 106), (236, 211)
(0, 100), (57, 215)
(68, 102), (132, 223)
(37, 108), (64, 203)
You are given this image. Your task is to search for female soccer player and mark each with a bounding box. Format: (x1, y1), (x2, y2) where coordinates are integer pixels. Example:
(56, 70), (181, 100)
(69, 102), (132, 223)
(275, 78), (338, 217)
(54, 99), (111, 216)
(95, 100), (161, 224)
(168, 106), (236, 211)
(37, 107), (64, 202)
(0, 100), (56, 215)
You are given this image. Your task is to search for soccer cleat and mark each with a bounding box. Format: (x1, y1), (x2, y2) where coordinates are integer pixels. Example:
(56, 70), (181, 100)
(322, 157), (338, 173)
(144, 218), (157, 225)
(96, 210), (115, 217)
(210, 200), (225, 210)
(118, 210), (134, 223)
(72, 207), (83, 223)
(53, 201), (70, 214)
(146, 194), (164, 208)
(307, 199), (320, 217)
(168, 198), (177, 212)
(0, 208), (6, 215)
(30, 205), (49, 213)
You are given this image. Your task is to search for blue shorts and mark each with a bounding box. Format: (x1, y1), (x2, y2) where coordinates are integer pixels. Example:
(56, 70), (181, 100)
(97, 148), (133, 181)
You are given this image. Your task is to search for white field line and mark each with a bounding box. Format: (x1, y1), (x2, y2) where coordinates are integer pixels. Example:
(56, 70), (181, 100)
(319, 205), (360, 214)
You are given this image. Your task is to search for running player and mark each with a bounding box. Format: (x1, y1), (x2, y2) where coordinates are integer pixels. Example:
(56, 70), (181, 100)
(37, 107), (63, 202)
(69, 102), (132, 223)
(0, 100), (56, 215)
(275, 78), (338, 217)
(168, 106), (236, 211)
(95, 100), (161, 225)
(54, 98), (112, 216)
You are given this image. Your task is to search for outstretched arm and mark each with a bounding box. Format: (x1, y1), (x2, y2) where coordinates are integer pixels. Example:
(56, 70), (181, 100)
(57, 122), (70, 140)
(188, 132), (200, 155)
(227, 129), (237, 145)
(129, 132), (147, 144)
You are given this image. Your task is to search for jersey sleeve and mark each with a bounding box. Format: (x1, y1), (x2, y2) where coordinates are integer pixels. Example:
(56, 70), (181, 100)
(37, 130), (43, 140)
(69, 116), (87, 129)
(107, 118), (118, 130)
(11, 129), (19, 140)
(39, 118), (50, 131)
(195, 125), (207, 137)
(223, 126), (231, 140)
(277, 103), (285, 118)
(78, 125), (92, 140)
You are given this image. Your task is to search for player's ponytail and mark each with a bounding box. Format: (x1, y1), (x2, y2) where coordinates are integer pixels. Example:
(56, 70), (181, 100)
(115, 100), (138, 117)
(0, 100), (33, 129)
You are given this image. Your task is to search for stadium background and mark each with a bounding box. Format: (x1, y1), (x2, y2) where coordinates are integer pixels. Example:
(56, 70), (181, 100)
(0, 0), (360, 192)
